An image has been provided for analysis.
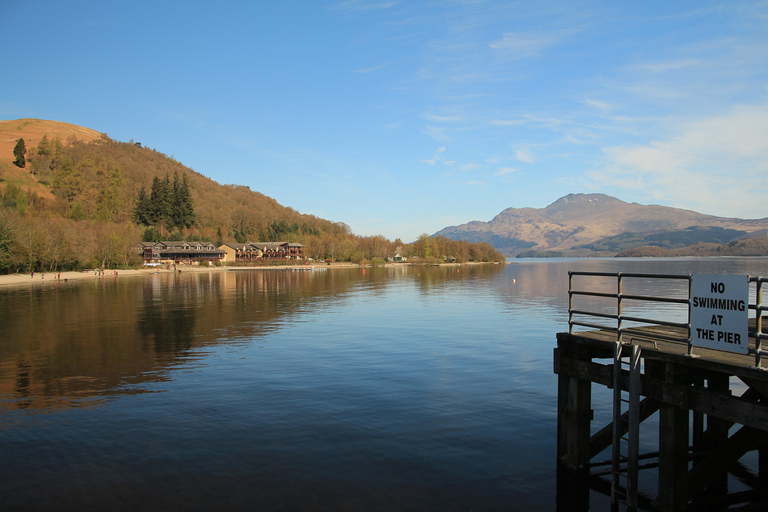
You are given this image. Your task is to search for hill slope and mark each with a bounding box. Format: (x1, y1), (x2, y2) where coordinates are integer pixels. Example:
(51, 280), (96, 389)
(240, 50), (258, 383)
(434, 193), (768, 256)
(0, 119), (102, 199)
(0, 118), (347, 241)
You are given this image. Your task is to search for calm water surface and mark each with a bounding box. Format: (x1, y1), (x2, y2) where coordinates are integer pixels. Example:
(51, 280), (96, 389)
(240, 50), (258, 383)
(2, 258), (768, 511)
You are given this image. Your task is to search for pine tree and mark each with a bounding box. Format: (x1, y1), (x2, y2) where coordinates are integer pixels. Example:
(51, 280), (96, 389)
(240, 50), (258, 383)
(161, 174), (173, 225)
(13, 138), (26, 168)
(133, 186), (151, 226)
(148, 176), (168, 225)
(177, 173), (195, 228)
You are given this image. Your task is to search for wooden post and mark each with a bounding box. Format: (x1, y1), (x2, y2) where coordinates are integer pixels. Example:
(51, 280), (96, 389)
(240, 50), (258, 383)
(556, 344), (593, 474)
(705, 374), (730, 498)
(657, 362), (689, 512)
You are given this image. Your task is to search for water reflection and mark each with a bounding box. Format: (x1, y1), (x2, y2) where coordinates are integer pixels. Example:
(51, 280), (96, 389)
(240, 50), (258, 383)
(2, 259), (767, 511)
(0, 266), (509, 413)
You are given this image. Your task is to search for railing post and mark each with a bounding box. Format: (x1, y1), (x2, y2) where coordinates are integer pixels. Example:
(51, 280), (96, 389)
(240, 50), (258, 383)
(757, 278), (764, 368)
(618, 273), (624, 343)
(686, 274), (694, 357)
(569, 271), (574, 334)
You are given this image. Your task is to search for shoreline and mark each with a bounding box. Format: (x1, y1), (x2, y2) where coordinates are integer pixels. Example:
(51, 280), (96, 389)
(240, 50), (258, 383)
(0, 261), (505, 289)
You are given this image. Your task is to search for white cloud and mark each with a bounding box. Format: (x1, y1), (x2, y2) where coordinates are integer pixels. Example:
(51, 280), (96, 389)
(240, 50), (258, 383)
(494, 167), (518, 176)
(466, 180), (485, 186)
(591, 104), (768, 218)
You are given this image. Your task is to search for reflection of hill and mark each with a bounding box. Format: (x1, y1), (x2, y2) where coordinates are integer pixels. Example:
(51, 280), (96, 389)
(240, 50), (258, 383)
(0, 265), (512, 414)
(0, 270), (368, 413)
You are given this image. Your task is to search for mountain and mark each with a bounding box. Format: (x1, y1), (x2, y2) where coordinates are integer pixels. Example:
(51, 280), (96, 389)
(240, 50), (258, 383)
(433, 193), (768, 256)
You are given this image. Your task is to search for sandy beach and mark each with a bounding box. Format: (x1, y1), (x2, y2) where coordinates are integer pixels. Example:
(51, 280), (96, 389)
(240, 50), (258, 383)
(0, 268), (179, 288)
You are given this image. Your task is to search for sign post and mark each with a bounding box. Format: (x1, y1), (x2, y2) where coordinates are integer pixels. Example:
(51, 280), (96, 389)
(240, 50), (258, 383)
(690, 274), (749, 354)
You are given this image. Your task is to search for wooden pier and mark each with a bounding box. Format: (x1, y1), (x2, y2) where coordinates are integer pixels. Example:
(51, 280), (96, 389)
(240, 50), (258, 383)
(555, 272), (768, 511)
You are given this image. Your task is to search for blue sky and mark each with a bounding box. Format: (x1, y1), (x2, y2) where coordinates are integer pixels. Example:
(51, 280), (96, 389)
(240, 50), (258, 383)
(2, 1), (767, 242)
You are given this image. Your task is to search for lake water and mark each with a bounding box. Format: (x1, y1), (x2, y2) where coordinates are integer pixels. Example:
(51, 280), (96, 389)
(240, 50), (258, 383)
(2, 258), (768, 511)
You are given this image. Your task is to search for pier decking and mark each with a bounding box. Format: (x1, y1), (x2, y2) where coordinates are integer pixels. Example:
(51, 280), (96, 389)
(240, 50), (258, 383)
(555, 272), (768, 511)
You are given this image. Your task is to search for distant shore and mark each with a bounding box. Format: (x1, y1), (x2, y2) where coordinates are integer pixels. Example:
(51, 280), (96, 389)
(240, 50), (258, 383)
(0, 261), (505, 289)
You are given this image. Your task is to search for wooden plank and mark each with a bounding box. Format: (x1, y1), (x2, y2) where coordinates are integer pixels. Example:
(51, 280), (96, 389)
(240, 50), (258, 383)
(554, 351), (612, 387)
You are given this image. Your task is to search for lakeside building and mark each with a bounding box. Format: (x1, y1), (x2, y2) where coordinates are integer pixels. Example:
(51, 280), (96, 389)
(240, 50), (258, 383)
(218, 242), (304, 263)
(141, 241), (225, 264)
(140, 241), (305, 264)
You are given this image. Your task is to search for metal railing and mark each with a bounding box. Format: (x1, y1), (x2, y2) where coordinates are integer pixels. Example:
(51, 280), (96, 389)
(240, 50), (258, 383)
(568, 271), (768, 368)
(750, 277), (767, 367)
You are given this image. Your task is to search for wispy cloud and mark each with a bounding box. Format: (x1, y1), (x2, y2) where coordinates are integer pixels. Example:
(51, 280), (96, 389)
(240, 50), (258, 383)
(489, 31), (561, 59)
(422, 146), (446, 165)
(583, 99), (611, 110)
(465, 180), (485, 186)
(421, 125), (451, 141)
(590, 103), (768, 218)
(331, 0), (400, 11)
(490, 119), (526, 126)
(422, 113), (462, 123)
(494, 166), (519, 182)
(353, 62), (395, 73)
(514, 148), (535, 163)
(629, 59), (700, 73)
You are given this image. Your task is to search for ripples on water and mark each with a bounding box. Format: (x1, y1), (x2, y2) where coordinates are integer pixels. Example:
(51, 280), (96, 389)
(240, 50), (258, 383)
(2, 259), (768, 511)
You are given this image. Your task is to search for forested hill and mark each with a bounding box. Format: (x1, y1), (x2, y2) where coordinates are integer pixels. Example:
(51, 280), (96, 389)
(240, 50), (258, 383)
(0, 118), (347, 241)
(0, 119), (505, 272)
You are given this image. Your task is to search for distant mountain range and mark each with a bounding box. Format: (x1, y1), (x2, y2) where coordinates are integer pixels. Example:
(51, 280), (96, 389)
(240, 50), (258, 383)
(433, 193), (768, 257)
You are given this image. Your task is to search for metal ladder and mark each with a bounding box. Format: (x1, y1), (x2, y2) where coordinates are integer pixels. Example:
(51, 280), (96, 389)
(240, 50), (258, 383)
(612, 342), (641, 511)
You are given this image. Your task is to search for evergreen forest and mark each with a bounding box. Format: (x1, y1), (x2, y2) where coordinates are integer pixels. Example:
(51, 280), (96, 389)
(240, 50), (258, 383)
(0, 133), (505, 273)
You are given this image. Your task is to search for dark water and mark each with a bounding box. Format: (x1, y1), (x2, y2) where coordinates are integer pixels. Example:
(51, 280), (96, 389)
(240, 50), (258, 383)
(2, 259), (768, 511)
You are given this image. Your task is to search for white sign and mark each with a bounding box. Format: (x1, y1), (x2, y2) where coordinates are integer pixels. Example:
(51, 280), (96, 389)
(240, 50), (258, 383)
(691, 274), (749, 354)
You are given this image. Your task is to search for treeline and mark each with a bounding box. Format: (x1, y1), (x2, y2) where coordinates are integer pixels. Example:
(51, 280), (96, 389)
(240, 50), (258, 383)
(411, 234), (505, 263)
(575, 226), (748, 253)
(0, 208), (142, 273)
(0, 134), (505, 273)
(616, 237), (768, 258)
